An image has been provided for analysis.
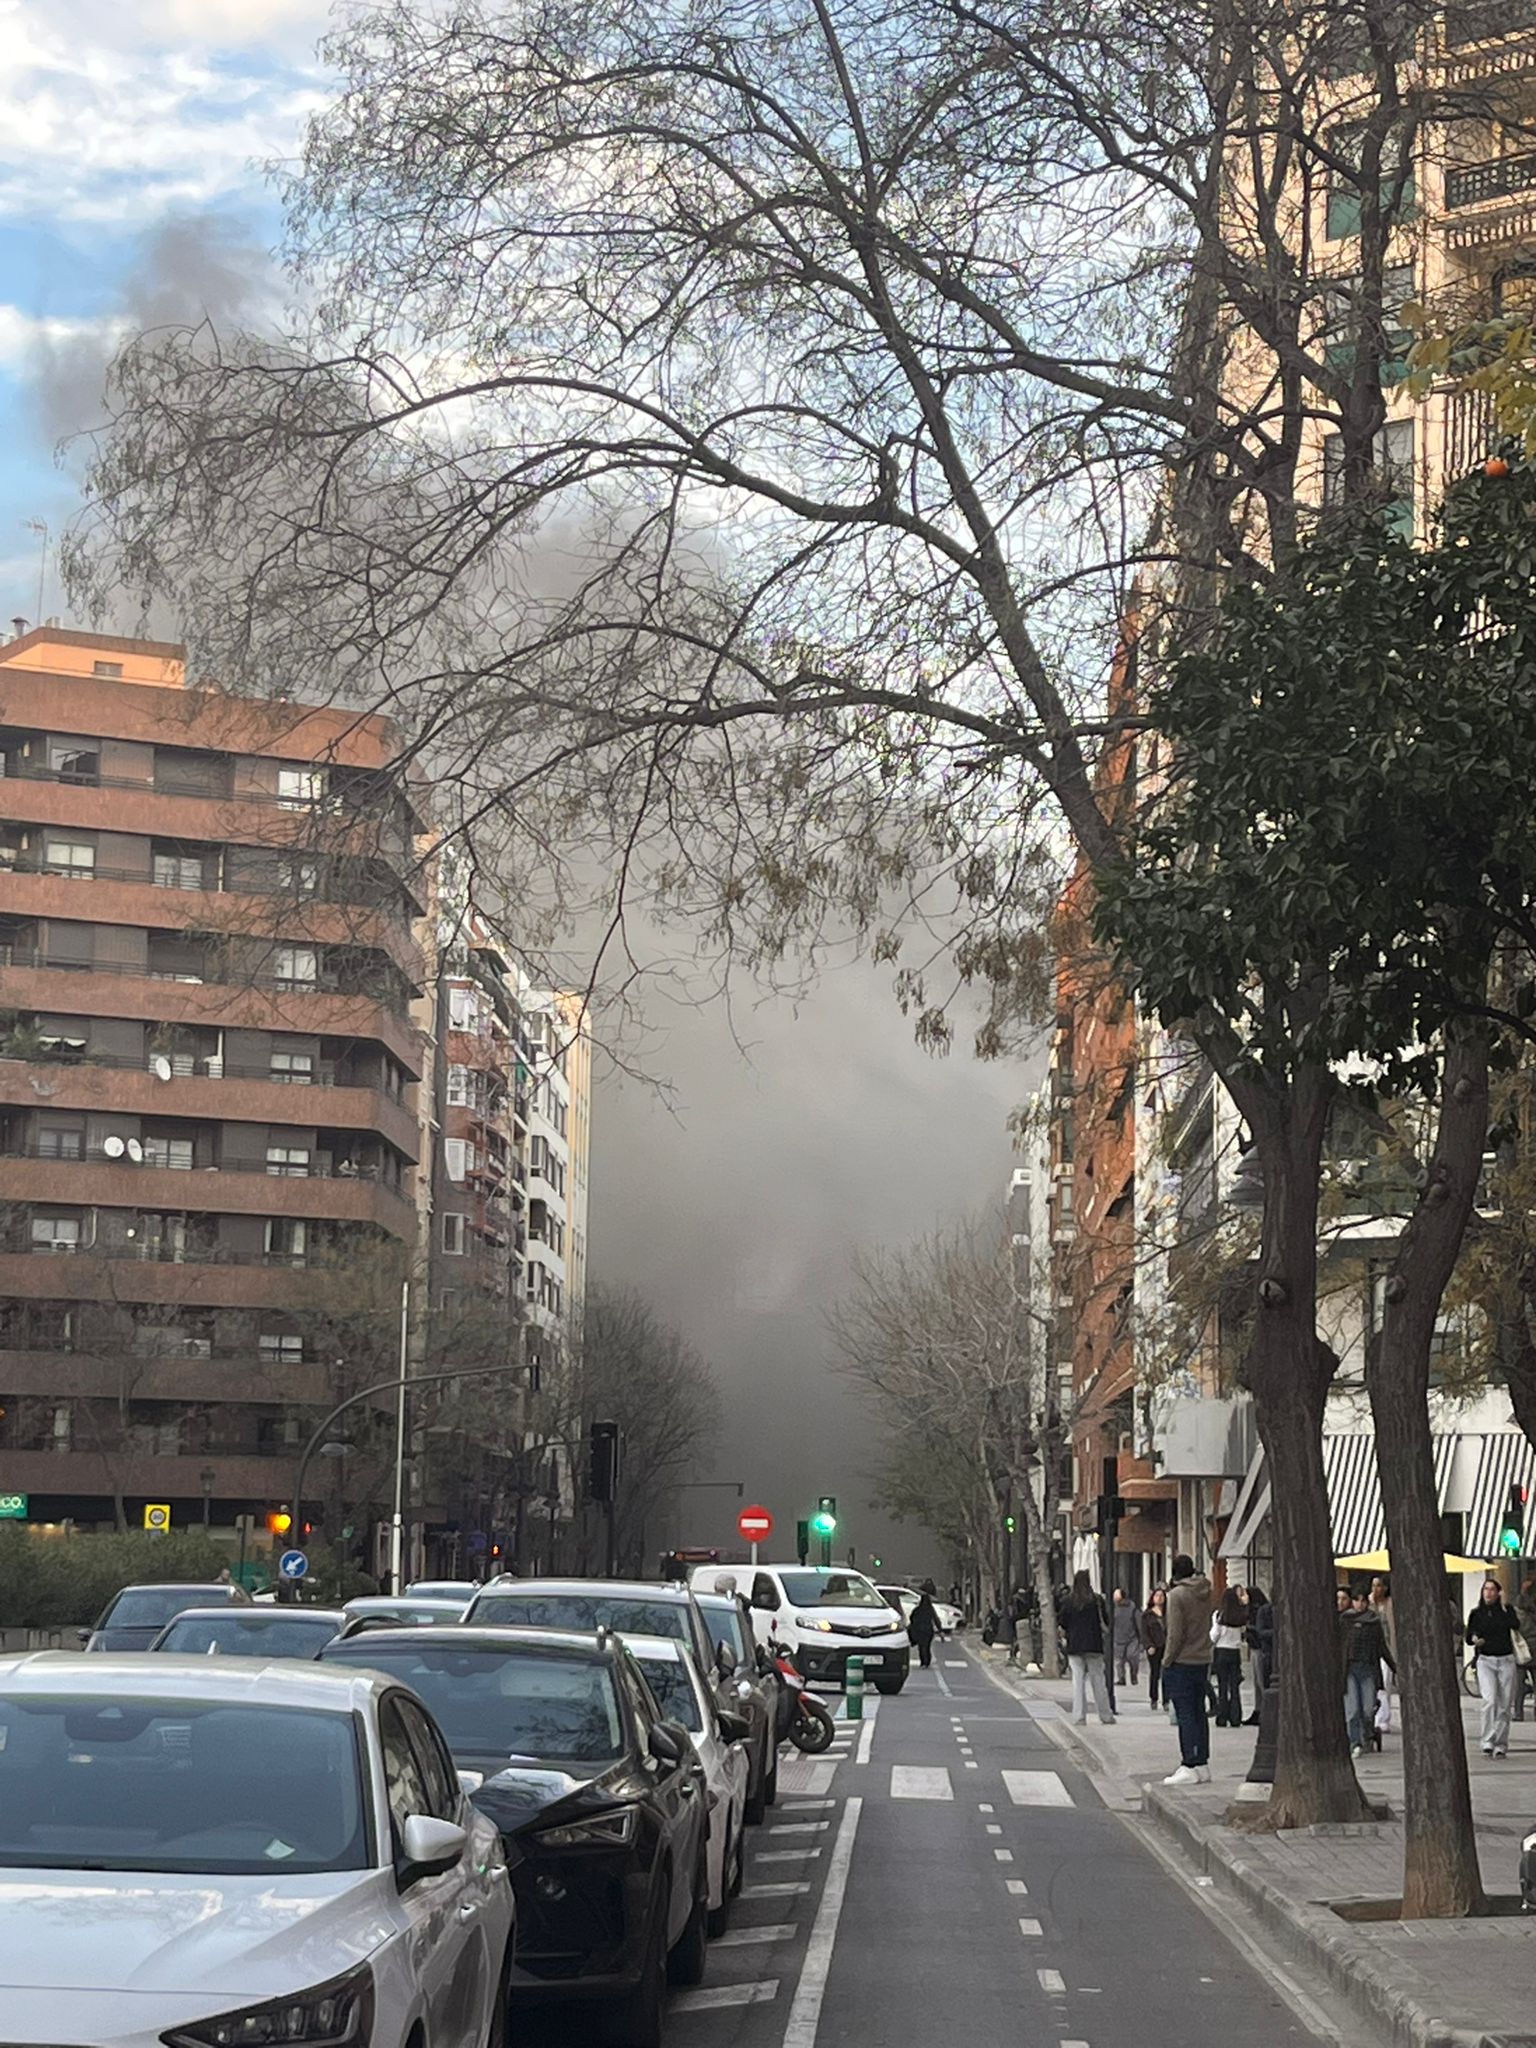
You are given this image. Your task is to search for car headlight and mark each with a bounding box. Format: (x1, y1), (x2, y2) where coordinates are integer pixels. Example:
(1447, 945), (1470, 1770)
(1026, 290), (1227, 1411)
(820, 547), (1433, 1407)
(796, 1617), (835, 1632)
(162, 1964), (373, 2048)
(534, 1806), (638, 1849)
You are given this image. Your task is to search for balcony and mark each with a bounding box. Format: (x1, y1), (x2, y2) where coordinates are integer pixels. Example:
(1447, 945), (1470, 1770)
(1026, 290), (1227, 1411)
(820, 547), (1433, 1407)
(0, 1154), (413, 1231)
(1445, 385), (1498, 477)
(0, 1444), (301, 1501)
(0, 1347), (319, 1403)
(1445, 150), (1536, 211)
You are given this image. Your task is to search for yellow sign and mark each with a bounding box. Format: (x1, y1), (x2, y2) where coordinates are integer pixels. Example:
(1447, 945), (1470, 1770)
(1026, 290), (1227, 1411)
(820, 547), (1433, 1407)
(144, 1503), (170, 1533)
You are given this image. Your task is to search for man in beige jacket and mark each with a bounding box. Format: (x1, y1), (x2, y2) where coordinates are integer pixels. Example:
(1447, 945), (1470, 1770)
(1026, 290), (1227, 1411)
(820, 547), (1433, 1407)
(1161, 1553), (1215, 1785)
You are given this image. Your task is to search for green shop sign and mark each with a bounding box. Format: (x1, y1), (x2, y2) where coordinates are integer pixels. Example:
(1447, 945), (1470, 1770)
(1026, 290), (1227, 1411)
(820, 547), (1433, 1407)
(0, 1495), (29, 1520)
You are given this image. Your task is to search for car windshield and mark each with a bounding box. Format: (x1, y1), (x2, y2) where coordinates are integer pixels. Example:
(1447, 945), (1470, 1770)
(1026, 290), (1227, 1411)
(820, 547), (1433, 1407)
(779, 1572), (890, 1610)
(347, 1602), (461, 1625)
(471, 1592), (689, 1642)
(0, 1697), (368, 1874)
(103, 1588), (223, 1628)
(633, 1656), (702, 1731)
(155, 1615), (338, 1655)
(327, 1643), (627, 1762)
(700, 1606), (751, 1662)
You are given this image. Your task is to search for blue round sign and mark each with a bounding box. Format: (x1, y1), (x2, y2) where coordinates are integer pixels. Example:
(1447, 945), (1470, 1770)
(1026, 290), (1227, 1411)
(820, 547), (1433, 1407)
(279, 1549), (309, 1580)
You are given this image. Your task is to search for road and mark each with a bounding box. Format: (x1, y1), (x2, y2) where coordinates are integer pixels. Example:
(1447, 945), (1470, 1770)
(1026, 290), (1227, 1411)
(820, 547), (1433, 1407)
(652, 1643), (1327, 2048)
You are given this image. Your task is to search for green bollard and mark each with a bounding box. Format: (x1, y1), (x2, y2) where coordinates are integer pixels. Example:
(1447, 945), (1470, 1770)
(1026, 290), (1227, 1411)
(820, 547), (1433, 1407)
(845, 1654), (864, 1721)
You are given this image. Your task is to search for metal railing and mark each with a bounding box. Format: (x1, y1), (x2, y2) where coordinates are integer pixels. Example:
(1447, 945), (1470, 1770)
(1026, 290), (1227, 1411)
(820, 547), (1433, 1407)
(1445, 150), (1536, 210)
(0, 851), (413, 919)
(1446, 0), (1536, 47)
(0, 944), (415, 1010)
(0, 1141), (400, 1186)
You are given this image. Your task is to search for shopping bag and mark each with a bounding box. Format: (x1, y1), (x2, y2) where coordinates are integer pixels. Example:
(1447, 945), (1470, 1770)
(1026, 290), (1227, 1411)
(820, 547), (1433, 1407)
(1373, 1691), (1392, 1734)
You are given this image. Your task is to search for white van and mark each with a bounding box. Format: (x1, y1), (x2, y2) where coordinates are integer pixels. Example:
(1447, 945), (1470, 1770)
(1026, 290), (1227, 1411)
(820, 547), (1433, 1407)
(694, 1562), (910, 1694)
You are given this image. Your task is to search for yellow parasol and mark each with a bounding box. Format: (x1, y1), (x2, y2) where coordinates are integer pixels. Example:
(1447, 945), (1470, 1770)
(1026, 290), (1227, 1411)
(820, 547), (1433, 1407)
(1335, 1548), (1493, 1576)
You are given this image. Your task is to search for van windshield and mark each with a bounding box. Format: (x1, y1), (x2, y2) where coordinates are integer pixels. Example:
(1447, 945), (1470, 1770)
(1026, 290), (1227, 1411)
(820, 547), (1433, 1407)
(779, 1572), (889, 1609)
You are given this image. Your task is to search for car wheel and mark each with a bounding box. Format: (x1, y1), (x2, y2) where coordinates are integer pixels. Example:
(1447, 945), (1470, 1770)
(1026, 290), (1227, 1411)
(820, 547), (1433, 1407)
(707, 1829), (738, 1938)
(667, 1857), (710, 1987)
(874, 1676), (906, 1696)
(604, 1895), (666, 2048)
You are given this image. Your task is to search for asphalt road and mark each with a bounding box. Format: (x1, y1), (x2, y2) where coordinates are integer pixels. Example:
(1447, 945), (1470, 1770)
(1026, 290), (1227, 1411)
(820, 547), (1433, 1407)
(635, 1643), (1327, 2048)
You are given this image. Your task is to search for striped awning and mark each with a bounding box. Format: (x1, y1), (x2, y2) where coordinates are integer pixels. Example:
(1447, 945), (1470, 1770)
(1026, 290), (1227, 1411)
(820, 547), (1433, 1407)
(1219, 1447), (1271, 1560)
(1324, 1434), (1384, 1556)
(1465, 1433), (1536, 1561)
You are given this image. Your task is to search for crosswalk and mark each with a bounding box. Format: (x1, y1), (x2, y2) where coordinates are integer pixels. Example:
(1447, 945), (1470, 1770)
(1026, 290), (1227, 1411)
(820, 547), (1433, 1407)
(883, 1763), (1077, 1804)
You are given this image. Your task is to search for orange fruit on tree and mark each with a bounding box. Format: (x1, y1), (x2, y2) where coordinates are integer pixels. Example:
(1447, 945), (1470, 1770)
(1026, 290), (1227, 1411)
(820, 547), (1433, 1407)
(1485, 455), (1511, 478)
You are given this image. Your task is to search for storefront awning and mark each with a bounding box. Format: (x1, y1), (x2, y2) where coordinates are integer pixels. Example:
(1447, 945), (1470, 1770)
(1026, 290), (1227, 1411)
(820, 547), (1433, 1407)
(1218, 1448), (1270, 1560)
(1223, 1433), (1460, 1562)
(1465, 1432), (1536, 1562)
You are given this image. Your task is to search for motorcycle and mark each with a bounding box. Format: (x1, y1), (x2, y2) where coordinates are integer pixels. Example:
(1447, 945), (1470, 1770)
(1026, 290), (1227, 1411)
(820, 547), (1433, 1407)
(770, 1643), (838, 1754)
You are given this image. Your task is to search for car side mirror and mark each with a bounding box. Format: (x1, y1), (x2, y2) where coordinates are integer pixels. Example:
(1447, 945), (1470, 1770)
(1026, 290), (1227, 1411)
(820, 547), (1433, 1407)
(648, 1722), (686, 1767)
(718, 1709), (751, 1745)
(399, 1813), (467, 1880)
(456, 1768), (485, 1795)
(716, 1640), (738, 1677)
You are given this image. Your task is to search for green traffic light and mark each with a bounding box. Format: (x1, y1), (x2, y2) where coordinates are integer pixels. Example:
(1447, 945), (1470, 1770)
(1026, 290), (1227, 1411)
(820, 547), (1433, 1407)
(811, 1511), (837, 1536)
(1501, 1525), (1522, 1555)
(1004, 1514), (1016, 1532)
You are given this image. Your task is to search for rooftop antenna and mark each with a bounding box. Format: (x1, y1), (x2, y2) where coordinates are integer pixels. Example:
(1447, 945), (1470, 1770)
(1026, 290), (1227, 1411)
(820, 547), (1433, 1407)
(20, 520), (47, 629)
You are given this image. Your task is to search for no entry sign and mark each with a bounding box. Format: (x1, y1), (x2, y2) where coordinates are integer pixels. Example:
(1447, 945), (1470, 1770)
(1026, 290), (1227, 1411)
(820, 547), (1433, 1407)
(738, 1504), (774, 1543)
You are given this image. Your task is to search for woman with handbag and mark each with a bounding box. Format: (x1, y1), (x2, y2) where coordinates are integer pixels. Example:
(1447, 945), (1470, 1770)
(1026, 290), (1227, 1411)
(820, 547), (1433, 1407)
(1466, 1576), (1526, 1759)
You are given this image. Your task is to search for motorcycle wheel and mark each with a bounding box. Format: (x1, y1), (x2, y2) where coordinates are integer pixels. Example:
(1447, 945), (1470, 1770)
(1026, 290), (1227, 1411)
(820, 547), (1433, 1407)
(789, 1701), (837, 1753)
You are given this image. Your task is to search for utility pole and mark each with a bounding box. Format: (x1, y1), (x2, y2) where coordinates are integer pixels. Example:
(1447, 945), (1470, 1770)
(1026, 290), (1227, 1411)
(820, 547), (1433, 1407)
(1099, 1454), (1124, 1714)
(388, 1278), (410, 1593)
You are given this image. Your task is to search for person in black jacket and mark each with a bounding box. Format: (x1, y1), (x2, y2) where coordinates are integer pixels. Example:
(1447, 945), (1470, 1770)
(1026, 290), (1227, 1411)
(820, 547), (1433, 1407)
(1342, 1586), (1395, 1758)
(1141, 1585), (1169, 1709)
(1467, 1576), (1523, 1759)
(1243, 1585), (1274, 1724)
(1059, 1571), (1115, 1726)
(908, 1588), (939, 1669)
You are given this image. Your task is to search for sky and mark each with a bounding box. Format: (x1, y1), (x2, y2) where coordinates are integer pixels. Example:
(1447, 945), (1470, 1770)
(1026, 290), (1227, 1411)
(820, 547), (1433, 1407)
(0, 0), (1032, 1579)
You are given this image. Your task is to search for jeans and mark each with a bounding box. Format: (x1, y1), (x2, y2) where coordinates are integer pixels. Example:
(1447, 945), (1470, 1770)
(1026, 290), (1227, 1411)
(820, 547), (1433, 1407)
(1115, 1642), (1141, 1685)
(1069, 1652), (1114, 1724)
(1345, 1663), (1378, 1750)
(1147, 1647), (1164, 1708)
(1212, 1646), (1244, 1726)
(1163, 1661), (1210, 1767)
(1478, 1653), (1518, 1754)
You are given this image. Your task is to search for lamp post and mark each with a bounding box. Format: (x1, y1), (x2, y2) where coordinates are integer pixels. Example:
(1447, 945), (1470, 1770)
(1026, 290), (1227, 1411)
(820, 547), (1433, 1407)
(199, 1466), (215, 1533)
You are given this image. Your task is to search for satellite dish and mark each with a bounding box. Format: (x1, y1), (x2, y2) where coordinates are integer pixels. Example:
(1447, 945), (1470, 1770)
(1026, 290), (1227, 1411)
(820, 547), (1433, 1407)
(126, 1139), (144, 1163)
(102, 1135), (126, 1159)
(151, 1056), (173, 1081)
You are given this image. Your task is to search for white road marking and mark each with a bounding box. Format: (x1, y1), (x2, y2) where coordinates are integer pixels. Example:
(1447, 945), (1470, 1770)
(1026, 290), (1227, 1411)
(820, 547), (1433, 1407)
(950, 1716), (964, 1725)
(985, 1823), (1002, 1835)
(1006, 1879), (1029, 1896)
(993, 1848), (1014, 1862)
(1017, 1917), (1044, 1937)
(889, 1765), (953, 1800)
(978, 1803), (995, 1813)
(1003, 1769), (1073, 1808)
(784, 1799), (835, 1811)
(964, 1760), (979, 1769)
(946, 1659), (967, 1667)
(716, 1923), (797, 1946)
(757, 1847), (822, 1862)
(770, 1821), (829, 1834)
(745, 1882), (812, 1897)
(1061, 2040), (1091, 2047)
(792, 1762), (839, 1797)
(855, 1716), (875, 1765)
(673, 1981), (780, 2012)
(1038, 1969), (1066, 1994)
(781, 1796), (861, 2048)
(934, 1665), (953, 1696)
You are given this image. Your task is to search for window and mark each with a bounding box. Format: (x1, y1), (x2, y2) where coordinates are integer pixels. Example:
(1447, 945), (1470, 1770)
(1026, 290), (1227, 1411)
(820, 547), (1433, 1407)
(1320, 264), (1416, 385)
(448, 986), (480, 1032)
(274, 945), (318, 989)
(142, 1136), (194, 1171)
(35, 1124), (83, 1160)
(446, 1065), (471, 1108)
(379, 1697), (433, 1848)
(153, 852), (205, 891)
(266, 1146), (312, 1177)
(442, 1212), (467, 1255)
(42, 838), (94, 877)
(269, 1049), (314, 1084)
(277, 855), (320, 898)
(259, 1330), (305, 1364)
(444, 1138), (471, 1183)
(264, 1218), (308, 1264)
(395, 1697), (461, 1821)
(30, 1215), (80, 1252)
(91, 660), (123, 678)
(277, 767), (322, 811)
(1322, 418), (1414, 537)
(46, 741), (98, 785)
(1325, 124), (1416, 241)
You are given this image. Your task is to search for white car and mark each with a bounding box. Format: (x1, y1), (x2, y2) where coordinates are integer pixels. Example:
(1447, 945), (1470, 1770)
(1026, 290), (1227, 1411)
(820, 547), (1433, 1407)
(699, 1562), (911, 1694)
(0, 1653), (514, 2047)
(623, 1634), (750, 1934)
(877, 1585), (964, 1636)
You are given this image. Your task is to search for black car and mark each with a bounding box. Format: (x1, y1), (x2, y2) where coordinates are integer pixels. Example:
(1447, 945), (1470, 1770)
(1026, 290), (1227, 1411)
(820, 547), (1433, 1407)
(463, 1577), (726, 1702)
(693, 1589), (779, 1821)
(147, 1606), (344, 1655)
(81, 1580), (252, 1652)
(321, 1625), (711, 2047)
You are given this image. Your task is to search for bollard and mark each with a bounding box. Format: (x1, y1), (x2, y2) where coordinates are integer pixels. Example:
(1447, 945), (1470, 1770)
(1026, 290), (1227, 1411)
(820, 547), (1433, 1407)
(844, 1654), (864, 1721)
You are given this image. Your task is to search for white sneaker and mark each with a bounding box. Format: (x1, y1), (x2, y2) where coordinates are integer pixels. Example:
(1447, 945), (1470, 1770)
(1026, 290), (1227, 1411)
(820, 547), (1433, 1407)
(1163, 1764), (1200, 1785)
(1196, 1765), (1212, 1783)
(1350, 1744), (1362, 1761)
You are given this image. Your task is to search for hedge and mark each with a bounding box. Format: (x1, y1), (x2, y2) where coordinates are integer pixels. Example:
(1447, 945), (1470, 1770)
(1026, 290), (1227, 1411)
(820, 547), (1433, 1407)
(0, 1529), (229, 1631)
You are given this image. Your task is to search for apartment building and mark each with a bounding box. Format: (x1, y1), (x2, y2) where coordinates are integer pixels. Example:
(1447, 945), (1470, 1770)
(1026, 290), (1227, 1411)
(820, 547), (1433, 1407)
(0, 626), (429, 1532)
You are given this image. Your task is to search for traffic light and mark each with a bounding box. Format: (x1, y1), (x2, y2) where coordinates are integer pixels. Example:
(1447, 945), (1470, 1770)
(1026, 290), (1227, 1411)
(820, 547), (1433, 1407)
(796, 1519), (810, 1564)
(871, 1555), (883, 1570)
(267, 1506), (292, 1538)
(1004, 1512), (1017, 1533)
(588, 1420), (621, 1504)
(811, 1496), (837, 1537)
(1499, 1483), (1527, 1557)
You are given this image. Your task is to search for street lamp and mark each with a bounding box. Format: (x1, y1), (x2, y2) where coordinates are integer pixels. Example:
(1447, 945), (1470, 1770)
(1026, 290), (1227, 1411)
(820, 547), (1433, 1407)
(199, 1466), (215, 1532)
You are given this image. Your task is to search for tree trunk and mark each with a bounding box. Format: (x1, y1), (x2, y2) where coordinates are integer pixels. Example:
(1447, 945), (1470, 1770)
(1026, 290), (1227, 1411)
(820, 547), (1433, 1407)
(1236, 1064), (1372, 1827)
(1016, 1462), (1062, 1674)
(1373, 1027), (1489, 1917)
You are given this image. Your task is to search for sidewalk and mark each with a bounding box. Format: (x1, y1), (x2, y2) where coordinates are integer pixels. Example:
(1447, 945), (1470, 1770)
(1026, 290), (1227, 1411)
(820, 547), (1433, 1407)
(976, 1646), (1536, 2048)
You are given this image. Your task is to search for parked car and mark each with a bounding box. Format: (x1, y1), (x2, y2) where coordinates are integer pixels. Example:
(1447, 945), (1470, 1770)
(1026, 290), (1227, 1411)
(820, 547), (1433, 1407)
(321, 1624), (710, 2048)
(81, 1581), (251, 1653)
(712, 1562), (911, 1693)
(693, 1586), (780, 1819)
(622, 1633), (750, 1935)
(148, 1606), (345, 1656)
(0, 1652), (513, 2046)
(877, 1584), (963, 1637)
(405, 1578), (487, 1601)
(338, 1594), (470, 1637)
(463, 1578), (728, 1706)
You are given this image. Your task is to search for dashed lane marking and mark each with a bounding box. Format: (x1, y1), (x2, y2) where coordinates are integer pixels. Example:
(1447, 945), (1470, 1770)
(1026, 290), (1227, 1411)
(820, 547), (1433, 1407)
(993, 1848), (1014, 1862)
(783, 1799), (835, 1810)
(1006, 1879), (1029, 1896)
(946, 1660), (967, 1667)
(978, 1803), (994, 1812)
(744, 1882), (810, 1897)
(855, 1716), (875, 1765)
(769, 1821), (829, 1834)
(964, 1760), (979, 1769)
(715, 1923), (797, 1946)
(934, 1665), (954, 1697)
(889, 1765), (953, 1800)
(756, 1847), (822, 1862)
(1002, 1769), (1073, 1807)
(672, 1982), (779, 2012)
(985, 1824), (1003, 1835)
(782, 1797), (862, 2048)
(1017, 1918), (1044, 1937)
(1038, 1969), (1066, 1995)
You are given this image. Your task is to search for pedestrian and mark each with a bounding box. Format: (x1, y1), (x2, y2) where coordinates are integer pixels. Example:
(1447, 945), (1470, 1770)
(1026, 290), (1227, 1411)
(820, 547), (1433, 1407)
(908, 1586), (939, 1669)
(1514, 1574), (1536, 1723)
(1369, 1573), (1397, 1730)
(1011, 1585), (1034, 1666)
(921, 1578), (950, 1641)
(1161, 1553), (1214, 1785)
(1210, 1586), (1248, 1727)
(1060, 1571), (1115, 1725)
(1141, 1585), (1168, 1709)
(1342, 1585), (1394, 1759)
(1466, 1575), (1522, 1760)
(1243, 1585), (1274, 1724)
(1111, 1587), (1143, 1687)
